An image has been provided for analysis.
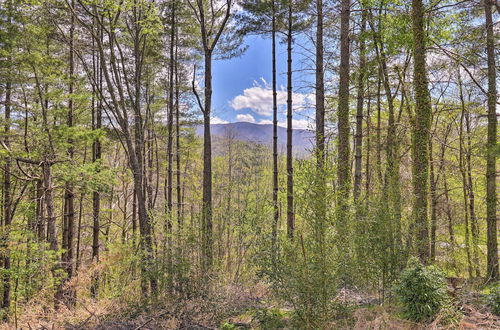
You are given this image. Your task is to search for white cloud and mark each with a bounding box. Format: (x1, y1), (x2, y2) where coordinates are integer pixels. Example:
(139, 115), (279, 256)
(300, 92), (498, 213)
(230, 80), (315, 116)
(278, 119), (312, 130)
(236, 113), (256, 123)
(211, 116), (229, 124)
(258, 119), (273, 125)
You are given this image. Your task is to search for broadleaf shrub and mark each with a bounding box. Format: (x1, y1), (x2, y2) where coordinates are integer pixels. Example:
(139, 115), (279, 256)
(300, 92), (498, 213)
(488, 284), (500, 316)
(394, 258), (449, 322)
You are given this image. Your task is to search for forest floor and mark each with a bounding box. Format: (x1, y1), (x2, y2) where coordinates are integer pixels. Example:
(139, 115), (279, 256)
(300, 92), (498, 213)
(4, 282), (500, 329)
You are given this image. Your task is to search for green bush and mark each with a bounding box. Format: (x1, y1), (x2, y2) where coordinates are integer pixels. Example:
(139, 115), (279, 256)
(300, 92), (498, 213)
(488, 284), (500, 316)
(253, 308), (286, 328)
(394, 258), (449, 322)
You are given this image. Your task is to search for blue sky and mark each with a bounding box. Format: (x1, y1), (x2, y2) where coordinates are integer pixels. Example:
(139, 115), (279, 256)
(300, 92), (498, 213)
(210, 35), (316, 129)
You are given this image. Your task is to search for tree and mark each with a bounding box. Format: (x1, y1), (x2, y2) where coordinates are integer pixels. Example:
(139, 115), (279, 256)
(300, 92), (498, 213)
(353, 6), (366, 201)
(188, 0), (242, 270)
(337, 0), (351, 268)
(69, 0), (162, 294)
(411, 0), (431, 262)
(484, 0), (498, 282)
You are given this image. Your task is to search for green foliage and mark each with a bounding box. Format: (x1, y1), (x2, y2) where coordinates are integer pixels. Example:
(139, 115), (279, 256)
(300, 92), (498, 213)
(256, 160), (339, 328)
(488, 284), (500, 316)
(394, 258), (449, 322)
(220, 322), (237, 330)
(252, 308), (286, 328)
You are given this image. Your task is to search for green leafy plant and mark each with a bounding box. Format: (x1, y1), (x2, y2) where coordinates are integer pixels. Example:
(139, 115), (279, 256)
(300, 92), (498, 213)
(488, 284), (500, 316)
(220, 322), (236, 330)
(394, 258), (449, 322)
(253, 308), (286, 329)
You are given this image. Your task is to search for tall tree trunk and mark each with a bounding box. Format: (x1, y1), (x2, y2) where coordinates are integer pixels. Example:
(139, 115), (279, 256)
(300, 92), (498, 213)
(202, 50), (214, 269)
(411, 0), (431, 262)
(91, 24), (102, 298)
(459, 84), (473, 278)
(286, 1), (294, 240)
(315, 0), (325, 168)
(131, 11), (157, 293)
(2, 81), (12, 314)
(365, 83), (371, 195)
(484, 0), (498, 282)
(61, 0), (76, 305)
(429, 140), (437, 261)
(465, 107), (480, 277)
(353, 9), (366, 200)
(175, 30), (182, 232)
(337, 0), (351, 236)
(166, 0), (175, 244)
(376, 67), (382, 184)
(271, 0), (279, 246)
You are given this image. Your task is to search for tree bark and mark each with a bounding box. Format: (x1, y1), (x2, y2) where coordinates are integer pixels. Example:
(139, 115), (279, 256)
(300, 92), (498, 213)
(202, 51), (214, 269)
(2, 81), (12, 313)
(337, 0), (351, 231)
(411, 0), (431, 262)
(166, 0), (175, 242)
(465, 106), (480, 277)
(484, 0), (498, 282)
(315, 0), (325, 168)
(271, 0), (279, 247)
(61, 0), (76, 305)
(91, 21), (102, 298)
(353, 9), (366, 200)
(286, 0), (294, 240)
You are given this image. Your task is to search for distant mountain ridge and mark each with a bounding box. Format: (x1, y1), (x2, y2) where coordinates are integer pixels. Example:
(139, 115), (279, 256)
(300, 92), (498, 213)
(195, 122), (315, 155)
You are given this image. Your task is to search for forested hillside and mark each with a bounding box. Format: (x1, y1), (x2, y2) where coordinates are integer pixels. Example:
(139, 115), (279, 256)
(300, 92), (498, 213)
(0, 0), (498, 328)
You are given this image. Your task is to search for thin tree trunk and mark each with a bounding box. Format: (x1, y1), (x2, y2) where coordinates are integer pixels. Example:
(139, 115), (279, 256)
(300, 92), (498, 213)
(376, 67), (382, 184)
(353, 9), (366, 200)
(175, 29), (182, 232)
(365, 83), (371, 195)
(429, 140), (437, 261)
(465, 107), (480, 277)
(61, 0), (76, 305)
(91, 22), (102, 298)
(484, 0), (498, 282)
(271, 0), (279, 247)
(43, 161), (57, 252)
(315, 0), (325, 168)
(2, 81), (12, 313)
(458, 84), (473, 278)
(166, 1), (175, 246)
(202, 51), (214, 269)
(286, 1), (294, 240)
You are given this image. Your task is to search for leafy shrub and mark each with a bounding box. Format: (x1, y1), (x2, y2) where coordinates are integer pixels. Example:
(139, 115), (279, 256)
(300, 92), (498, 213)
(488, 284), (500, 316)
(220, 322), (236, 330)
(255, 161), (339, 328)
(253, 308), (286, 328)
(394, 258), (449, 322)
